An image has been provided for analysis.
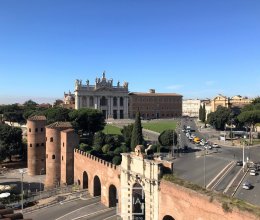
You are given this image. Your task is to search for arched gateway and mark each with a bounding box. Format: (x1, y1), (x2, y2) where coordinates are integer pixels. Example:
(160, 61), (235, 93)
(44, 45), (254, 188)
(83, 171), (88, 189)
(109, 184), (117, 207)
(93, 175), (101, 196)
(163, 215), (175, 220)
(120, 145), (173, 220)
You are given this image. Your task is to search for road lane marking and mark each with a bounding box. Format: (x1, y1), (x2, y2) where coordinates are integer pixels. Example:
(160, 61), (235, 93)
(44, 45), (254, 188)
(103, 214), (118, 220)
(55, 200), (100, 220)
(71, 207), (116, 220)
(223, 167), (243, 194)
(206, 161), (234, 190)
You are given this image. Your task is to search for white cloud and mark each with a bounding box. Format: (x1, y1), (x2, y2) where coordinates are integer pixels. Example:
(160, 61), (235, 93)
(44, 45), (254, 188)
(166, 84), (184, 90)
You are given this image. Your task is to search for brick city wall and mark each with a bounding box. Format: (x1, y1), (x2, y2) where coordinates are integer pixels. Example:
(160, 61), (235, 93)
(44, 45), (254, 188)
(74, 149), (121, 208)
(159, 180), (259, 220)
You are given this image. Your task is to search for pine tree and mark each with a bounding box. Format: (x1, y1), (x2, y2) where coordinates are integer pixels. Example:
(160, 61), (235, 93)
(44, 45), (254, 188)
(130, 111), (143, 151)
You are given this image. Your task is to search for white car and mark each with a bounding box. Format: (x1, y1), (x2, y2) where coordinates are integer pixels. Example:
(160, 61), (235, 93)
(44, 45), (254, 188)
(212, 143), (219, 148)
(242, 181), (252, 190)
(250, 170), (257, 176)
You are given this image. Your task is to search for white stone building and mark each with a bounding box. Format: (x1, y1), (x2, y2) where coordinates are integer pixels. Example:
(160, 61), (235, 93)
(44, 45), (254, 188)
(74, 72), (129, 119)
(182, 99), (201, 117)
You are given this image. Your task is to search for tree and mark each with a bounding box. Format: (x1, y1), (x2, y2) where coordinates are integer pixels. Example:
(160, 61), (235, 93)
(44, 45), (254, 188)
(158, 129), (177, 147)
(53, 99), (63, 107)
(44, 107), (71, 124)
(130, 112), (143, 151)
(238, 110), (260, 144)
(93, 131), (105, 149)
(0, 124), (22, 161)
(121, 124), (133, 149)
(69, 108), (105, 135)
(252, 96), (260, 105)
(201, 103), (206, 123)
(23, 100), (38, 108)
(207, 106), (231, 130)
(199, 105), (202, 120)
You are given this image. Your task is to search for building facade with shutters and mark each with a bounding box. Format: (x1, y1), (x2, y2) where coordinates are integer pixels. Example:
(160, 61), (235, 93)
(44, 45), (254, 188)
(74, 72), (129, 119)
(128, 89), (182, 119)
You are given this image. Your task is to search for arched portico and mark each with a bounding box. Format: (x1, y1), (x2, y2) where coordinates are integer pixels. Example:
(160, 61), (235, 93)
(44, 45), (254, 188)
(109, 184), (117, 207)
(93, 175), (101, 196)
(132, 182), (145, 219)
(83, 171), (88, 189)
(163, 215), (175, 220)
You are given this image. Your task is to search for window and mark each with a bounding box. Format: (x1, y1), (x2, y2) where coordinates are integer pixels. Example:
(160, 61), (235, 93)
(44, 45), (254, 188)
(63, 142), (64, 147)
(50, 137), (53, 142)
(46, 154), (48, 158)
(41, 128), (43, 132)
(30, 144), (32, 147)
(113, 97), (117, 106)
(52, 155), (55, 159)
(29, 128), (31, 132)
(35, 128), (38, 132)
(41, 143), (44, 146)
(120, 97), (124, 106)
(36, 143), (39, 147)
(62, 156), (63, 161)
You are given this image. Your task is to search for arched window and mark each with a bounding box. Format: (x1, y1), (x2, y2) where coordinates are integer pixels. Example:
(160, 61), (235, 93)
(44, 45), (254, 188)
(113, 97), (117, 106)
(93, 175), (101, 196)
(100, 96), (107, 106)
(89, 96), (94, 107)
(50, 137), (53, 142)
(120, 97), (124, 106)
(52, 155), (55, 159)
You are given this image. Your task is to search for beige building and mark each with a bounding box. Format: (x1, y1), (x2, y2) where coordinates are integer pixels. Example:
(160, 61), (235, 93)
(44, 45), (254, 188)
(230, 95), (252, 108)
(74, 72), (129, 119)
(129, 89), (182, 119)
(62, 91), (75, 109)
(211, 94), (229, 112)
(182, 99), (201, 117)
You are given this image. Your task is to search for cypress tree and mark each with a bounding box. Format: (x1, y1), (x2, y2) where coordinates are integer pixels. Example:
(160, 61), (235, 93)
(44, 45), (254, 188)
(199, 105), (202, 120)
(130, 111), (143, 151)
(202, 103), (206, 122)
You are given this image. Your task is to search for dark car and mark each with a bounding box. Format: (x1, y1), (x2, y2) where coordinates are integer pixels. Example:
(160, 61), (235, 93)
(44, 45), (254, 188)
(236, 161), (243, 166)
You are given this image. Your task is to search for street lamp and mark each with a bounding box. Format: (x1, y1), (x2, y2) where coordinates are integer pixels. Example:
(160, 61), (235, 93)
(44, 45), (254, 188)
(204, 149), (206, 188)
(39, 168), (44, 199)
(19, 169), (27, 213)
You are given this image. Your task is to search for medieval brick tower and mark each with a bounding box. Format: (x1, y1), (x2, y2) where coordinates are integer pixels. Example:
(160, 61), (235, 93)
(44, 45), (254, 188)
(27, 115), (47, 176)
(60, 129), (79, 186)
(45, 122), (77, 189)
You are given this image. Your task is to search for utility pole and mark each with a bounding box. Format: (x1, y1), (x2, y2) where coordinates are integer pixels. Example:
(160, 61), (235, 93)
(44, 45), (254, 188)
(243, 142), (245, 172)
(19, 169), (26, 213)
(204, 149), (206, 188)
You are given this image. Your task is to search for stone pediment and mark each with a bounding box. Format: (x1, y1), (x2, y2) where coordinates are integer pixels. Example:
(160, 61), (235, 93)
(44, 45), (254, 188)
(95, 86), (113, 92)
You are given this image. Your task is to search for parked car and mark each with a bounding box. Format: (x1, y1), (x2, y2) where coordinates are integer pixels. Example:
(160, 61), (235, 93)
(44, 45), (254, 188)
(242, 181), (252, 190)
(250, 169), (257, 176)
(212, 143), (219, 148)
(236, 161), (243, 166)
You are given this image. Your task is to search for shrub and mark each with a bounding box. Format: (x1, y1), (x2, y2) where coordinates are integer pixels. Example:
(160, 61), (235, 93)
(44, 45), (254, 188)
(102, 144), (111, 154)
(79, 143), (92, 152)
(112, 155), (122, 165)
(222, 202), (232, 213)
(114, 147), (123, 155)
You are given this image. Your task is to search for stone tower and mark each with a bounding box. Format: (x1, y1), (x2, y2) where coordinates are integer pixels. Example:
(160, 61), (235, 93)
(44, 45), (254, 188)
(27, 115), (47, 176)
(60, 129), (79, 186)
(45, 122), (72, 189)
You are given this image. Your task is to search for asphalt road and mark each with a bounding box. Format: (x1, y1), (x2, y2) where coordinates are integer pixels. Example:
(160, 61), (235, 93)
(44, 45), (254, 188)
(176, 118), (260, 206)
(23, 196), (118, 220)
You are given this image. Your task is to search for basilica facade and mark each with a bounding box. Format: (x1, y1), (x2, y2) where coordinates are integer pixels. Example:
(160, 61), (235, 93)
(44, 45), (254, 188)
(74, 72), (129, 119)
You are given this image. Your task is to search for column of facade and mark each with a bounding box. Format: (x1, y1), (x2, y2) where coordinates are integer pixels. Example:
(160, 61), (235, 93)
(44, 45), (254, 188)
(107, 96), (112, 118)
(117, 97), (120, 119)
(75, 93), (80, 110)
(86, 96), (90, 108)
(124, 96), (128, 119)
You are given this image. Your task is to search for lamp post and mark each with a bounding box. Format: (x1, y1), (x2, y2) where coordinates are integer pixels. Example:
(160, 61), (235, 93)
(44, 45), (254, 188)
(39, 168), (44, 199)
(204, 149), (206, 188)
(19, 169), (27, 213)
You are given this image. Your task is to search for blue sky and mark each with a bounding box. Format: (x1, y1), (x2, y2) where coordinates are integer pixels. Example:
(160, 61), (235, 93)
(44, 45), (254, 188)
(0, 0), (259, 104)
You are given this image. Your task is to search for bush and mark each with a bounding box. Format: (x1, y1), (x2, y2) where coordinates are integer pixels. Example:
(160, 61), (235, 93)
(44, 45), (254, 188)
(222, 202), (231, 213)
(107, 151), (115, 157)
(102, 144), (111, 154)
(93, 145), (102, 153)
(114, 147), (123, 155)
(89, 149), (99, 157)
(79, 143), (92, 152)
(112, 155), (122, 165)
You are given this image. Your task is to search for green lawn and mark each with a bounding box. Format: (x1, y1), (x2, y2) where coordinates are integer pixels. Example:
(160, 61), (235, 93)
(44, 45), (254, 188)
(142, 121), (177, 133)
(103, 124), (122, 135)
